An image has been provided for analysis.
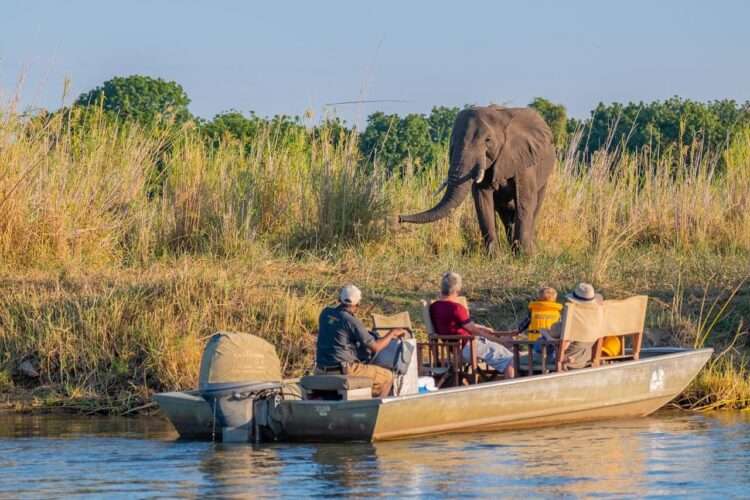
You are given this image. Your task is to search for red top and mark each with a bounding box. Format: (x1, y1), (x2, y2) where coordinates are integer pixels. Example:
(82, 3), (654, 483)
(430, 300), (472, 338)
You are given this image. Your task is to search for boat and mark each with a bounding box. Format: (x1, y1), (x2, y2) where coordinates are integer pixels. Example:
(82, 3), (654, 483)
(155, 330), (712, 442)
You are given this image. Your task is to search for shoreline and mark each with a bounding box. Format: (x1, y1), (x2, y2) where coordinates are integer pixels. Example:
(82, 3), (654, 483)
(2, 251), (748, 416)
(1, 390), (159, 416)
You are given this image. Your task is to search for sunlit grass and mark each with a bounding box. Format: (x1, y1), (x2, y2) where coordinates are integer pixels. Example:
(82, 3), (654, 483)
(0, 103), (749, 412)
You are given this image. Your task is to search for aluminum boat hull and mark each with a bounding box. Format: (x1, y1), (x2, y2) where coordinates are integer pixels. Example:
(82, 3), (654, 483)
(155, 347), (712, 442)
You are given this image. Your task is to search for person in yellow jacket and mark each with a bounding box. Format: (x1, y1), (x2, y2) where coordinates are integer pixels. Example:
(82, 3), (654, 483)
(518, 287), (563, 340)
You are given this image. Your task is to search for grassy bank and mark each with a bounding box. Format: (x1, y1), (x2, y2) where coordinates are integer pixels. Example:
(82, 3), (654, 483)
(1, 106), (749, 413)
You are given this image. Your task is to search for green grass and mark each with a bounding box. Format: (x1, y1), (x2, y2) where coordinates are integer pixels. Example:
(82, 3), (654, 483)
(1, 105), (749, 413)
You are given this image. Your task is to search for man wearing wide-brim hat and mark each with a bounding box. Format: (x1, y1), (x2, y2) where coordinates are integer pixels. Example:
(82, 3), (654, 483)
(543, 282), (602, 370)
(565, 282), (603, 305)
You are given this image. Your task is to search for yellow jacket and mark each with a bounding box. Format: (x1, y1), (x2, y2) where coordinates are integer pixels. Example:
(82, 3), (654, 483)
(527, 300), (563, 340)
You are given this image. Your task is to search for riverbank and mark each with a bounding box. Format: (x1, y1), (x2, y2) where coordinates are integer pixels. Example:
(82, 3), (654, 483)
(1, 246), (748, 415)
(1, 105), (749, 414)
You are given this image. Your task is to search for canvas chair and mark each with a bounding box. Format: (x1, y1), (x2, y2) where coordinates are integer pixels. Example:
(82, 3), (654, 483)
(371, 311), (413, 333)
(595, 295), (648, 365)
(511, 295), (648, 375)
(560, 295), (648, 368)
(416, 298), (480, 387)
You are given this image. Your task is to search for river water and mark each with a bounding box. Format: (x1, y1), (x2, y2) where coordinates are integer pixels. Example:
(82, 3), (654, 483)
(1, 411), (748, 498)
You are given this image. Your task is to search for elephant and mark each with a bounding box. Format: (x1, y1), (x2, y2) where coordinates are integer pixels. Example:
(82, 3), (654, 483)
(398, 105), (555, 253)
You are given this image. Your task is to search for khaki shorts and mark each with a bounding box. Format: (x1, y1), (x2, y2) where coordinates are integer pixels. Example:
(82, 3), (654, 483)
(344, 362), (394, 398)
(564, 341), (593, 369)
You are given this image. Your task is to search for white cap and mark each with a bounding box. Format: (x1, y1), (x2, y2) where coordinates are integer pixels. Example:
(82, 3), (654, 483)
(339, 284), (362, 305)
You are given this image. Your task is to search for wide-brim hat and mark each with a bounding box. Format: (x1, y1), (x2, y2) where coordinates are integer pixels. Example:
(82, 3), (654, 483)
(565, 282), (603, 304)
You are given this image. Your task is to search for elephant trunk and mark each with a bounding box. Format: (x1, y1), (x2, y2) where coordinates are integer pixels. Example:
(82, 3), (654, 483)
(398, 175), (472, 224)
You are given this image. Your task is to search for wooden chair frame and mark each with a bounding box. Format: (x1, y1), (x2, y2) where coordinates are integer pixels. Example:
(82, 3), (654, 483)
(417, 335), (478, 387)
(510, 338), (559, 376)
(416, 298), (499, 388)
(592, 332), (644, 366)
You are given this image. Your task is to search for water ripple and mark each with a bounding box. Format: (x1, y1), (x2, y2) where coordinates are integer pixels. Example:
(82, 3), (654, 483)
(0, 411), (748, 498)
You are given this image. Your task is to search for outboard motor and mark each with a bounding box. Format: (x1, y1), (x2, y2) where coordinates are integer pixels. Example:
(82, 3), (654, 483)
(198, 332), (283, 443)
(200, 380), (281, 443)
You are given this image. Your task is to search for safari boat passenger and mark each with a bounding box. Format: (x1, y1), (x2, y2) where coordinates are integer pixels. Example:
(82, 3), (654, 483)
(517, 286), (563, 359)
(316, 284), (406, 398)
(543, 282), (602, 370)
(429, 272), (515, 379)
(518, 287), (563, 340)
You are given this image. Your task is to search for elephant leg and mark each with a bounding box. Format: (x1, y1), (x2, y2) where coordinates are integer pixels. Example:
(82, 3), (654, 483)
(512, 169), (539, 253)
(472, 184), (497, 252)
(494, 182), (516, 247)
(533, 183), (547, 222)
(497, 203), (515, 246)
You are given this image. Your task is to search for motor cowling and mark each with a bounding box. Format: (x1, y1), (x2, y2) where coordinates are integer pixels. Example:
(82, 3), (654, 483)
(198, 332), (283, 442)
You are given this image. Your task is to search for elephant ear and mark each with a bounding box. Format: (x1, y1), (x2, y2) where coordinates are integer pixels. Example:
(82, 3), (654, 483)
(491, 109), (553, 188)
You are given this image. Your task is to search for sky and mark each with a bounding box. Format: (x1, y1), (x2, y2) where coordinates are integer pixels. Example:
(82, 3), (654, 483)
(2, 0), (749, 127)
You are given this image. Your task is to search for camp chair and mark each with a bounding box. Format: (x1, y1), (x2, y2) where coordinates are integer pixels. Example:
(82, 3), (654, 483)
(417, 298), (479, 387)
(371, 311), (419, 396)
(560, 295), (648, 369)
(511, 295), (648, 375)
(595, 295), (647, 365)
(371, 311), (413, 334)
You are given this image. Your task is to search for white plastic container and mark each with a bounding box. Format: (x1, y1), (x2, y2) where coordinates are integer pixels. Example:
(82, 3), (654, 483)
(395, 338), (419, 396)
(417, 376), (437, 393)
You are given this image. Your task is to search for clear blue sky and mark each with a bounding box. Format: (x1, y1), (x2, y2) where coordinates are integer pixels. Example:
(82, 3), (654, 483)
(2, 0), (749, 126)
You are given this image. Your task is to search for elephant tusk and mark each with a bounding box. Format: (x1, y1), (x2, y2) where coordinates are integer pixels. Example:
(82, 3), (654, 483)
(474, 169), (485, 184)
(433, 180), (448, 197)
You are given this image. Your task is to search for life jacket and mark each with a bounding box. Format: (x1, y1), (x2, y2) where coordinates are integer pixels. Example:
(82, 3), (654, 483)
(602, 335), (623, 357)
(527, 300), (563, 340)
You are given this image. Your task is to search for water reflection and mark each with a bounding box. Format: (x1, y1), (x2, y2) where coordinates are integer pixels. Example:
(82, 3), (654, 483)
(198, 444), (280, 497)
(1, 411), (749, 497)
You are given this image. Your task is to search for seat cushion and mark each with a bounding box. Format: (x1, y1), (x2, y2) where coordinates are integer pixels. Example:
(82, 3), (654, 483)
(300, 375), (373, 391)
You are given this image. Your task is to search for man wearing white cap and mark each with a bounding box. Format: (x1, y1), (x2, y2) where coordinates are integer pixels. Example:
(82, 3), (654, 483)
(316, 284), (407, 397)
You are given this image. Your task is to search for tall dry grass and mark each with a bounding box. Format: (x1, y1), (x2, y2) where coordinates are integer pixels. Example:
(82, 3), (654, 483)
(1, 103), (749, 411)
(0, 260), (324, 412)
(2, 104), (750, 269)
(0, 107), (160, 267)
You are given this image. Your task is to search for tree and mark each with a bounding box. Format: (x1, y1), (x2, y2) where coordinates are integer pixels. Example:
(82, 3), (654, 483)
(426, 106), (460, 144)
(312, 116), (351, 148)
(581, 97), (750, 155)
(359, 107), (460, 176)
(359, 112), (432, 175)
(201, 111), (263, 149)
(529, 97), (568, 149)
(201, 111), (308, 153)
(75, 75), (192, 126)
